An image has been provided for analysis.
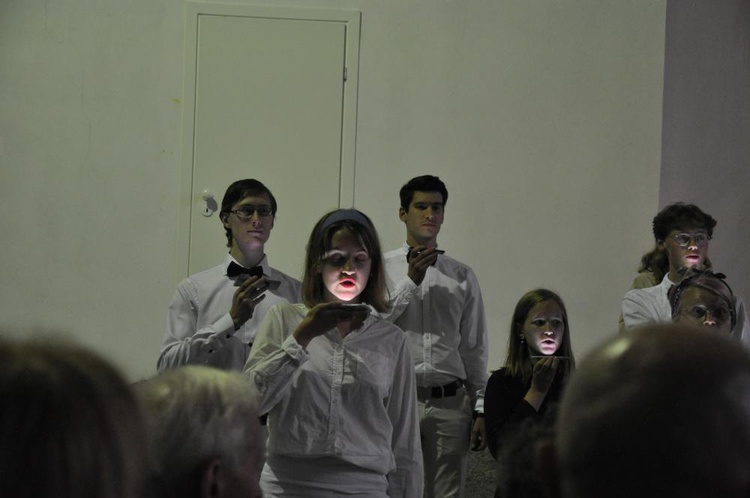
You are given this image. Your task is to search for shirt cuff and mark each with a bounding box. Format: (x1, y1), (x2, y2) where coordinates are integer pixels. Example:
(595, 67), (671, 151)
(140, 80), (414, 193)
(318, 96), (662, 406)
(282, 335), (310, 362)
(198, 314), (236, 354)
(474, 396), (485, 413)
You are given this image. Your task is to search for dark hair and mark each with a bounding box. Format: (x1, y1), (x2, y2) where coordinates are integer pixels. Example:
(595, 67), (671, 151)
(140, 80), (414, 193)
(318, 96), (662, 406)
(399, 175), (449, 211)
(668, 268), (737, 330)
(652, 202), (717, 242)
(0, 338), (147, 498)
(503, 289), (575, 383)
(637, 203), (717, 281)
(302, 209), (390, 312)
(496, 415), (556, 498)
(219, 179), (277, 247)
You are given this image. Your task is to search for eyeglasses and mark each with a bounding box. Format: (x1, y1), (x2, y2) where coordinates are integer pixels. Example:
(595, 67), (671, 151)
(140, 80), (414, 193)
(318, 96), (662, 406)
(680, 305), (732, 326)
(669, 232), (711, 248)
(230, 205), (273, 221)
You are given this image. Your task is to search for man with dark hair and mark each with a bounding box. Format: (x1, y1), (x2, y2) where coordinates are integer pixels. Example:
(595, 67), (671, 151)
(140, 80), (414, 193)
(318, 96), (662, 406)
(546, 325), (750, 498)
(384, 175), (488, 498)
(158, 179), (301, 371)
(622, 202), (749, 344)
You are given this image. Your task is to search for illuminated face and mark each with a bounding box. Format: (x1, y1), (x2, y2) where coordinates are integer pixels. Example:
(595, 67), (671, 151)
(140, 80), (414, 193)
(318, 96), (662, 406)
(221, 193), (275, 254)
(674, 286), (733, 335)
(521, 300), (565, 356)
(399, 191), (444, 247)
(661, 227), (709, 279)
(320, 228), (372, 303)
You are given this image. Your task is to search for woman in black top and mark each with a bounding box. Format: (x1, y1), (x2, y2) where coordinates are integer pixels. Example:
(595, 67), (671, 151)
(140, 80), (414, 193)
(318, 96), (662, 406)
(485, 289), (576, 461)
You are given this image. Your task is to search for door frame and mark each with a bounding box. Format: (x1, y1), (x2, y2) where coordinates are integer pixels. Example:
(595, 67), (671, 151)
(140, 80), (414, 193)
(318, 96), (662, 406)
(175, 2), (361, 280)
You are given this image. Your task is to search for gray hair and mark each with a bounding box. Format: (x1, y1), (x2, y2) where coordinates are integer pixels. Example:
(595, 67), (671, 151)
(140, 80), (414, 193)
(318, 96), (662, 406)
(136, 366), (261, 496)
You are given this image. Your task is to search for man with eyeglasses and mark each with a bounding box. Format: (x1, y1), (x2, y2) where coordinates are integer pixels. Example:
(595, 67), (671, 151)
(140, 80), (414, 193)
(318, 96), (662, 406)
(158, 179), (301, 371)
(621, 202), (749, 345)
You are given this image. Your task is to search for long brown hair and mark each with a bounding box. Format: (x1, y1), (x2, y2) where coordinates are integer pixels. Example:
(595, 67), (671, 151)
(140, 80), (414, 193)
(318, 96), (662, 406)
(301, 209), (390, 313)
(503, 289), (575, 383)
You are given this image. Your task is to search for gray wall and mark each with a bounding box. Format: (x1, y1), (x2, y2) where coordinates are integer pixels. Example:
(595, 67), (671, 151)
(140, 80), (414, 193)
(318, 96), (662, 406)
(661, 0), (750, 304)
(0, 0), (666, 380)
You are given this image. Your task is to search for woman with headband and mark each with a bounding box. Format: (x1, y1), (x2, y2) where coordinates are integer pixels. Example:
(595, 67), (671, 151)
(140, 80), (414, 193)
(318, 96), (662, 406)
(669, 268), (737, 336)
(244, 209), (422, 498)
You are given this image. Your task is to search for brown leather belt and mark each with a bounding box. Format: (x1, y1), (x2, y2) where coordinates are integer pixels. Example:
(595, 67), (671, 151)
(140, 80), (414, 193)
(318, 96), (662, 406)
(417, 379), (464, 399)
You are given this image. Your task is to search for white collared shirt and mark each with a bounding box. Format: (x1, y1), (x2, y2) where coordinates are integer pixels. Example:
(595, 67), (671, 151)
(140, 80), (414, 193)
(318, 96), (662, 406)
(622, 274), (750, 346)
(245, 303), (423, 498)
(158, 254), (301, 371)
(384, 243), (489, 411)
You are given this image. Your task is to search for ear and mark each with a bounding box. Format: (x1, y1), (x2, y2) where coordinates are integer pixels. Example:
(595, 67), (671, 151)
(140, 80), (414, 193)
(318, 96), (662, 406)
(200, 458), (224, 498)
(220, 212), (231, 230)
(536, 438), (563, 498)
(398, 207), (407, 222)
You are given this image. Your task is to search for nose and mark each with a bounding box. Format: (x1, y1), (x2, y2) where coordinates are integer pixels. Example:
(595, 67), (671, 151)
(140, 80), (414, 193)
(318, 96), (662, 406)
(341, 257), (355, 273)
(543, 330), (554, 336)
(250, 211), (263, 225)
(702, 310), (718, 327)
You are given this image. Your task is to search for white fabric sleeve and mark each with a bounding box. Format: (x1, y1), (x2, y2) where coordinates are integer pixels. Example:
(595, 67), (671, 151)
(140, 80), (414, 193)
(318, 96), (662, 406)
(458, 267), (489, 411)
(385, 336), (424, 498)
(243, 306), (309, 416)
(157, 283), (237, 370)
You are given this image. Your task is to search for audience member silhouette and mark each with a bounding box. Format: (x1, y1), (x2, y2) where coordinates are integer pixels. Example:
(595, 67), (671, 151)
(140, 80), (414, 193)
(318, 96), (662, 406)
(549, 324), (750, 498)
(136, 365), (263, 498)
(0, 337), (148, 498)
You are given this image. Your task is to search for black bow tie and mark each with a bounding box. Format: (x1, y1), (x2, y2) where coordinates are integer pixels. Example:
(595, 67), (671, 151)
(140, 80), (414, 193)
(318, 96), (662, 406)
(227, 262), (264, 278)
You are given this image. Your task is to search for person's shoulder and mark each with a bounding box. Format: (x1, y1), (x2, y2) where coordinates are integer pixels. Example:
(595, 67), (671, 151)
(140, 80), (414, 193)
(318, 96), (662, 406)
(438, 254), (479, 280)
(178, 263), (225, 286)
(487, 368), (521, 389)
(267, 266), (301, 285)
(623, 283), (661, 301)
(383, 247), (406, 260)
(631, 271), (658, 290)
(488, 367), (511, 381)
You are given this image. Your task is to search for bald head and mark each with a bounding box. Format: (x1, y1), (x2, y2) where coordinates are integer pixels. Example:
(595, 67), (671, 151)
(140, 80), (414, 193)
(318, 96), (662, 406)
(556, 324), (750, 498)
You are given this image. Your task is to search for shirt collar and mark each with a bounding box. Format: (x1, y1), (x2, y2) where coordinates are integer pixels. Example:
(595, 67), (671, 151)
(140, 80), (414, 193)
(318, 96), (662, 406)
(222, 253), (271, 278)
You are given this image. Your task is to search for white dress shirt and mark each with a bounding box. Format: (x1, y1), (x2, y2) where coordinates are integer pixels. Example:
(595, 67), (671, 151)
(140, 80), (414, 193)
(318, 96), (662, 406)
(158, 254), (301, 371)
(244, 303), (423, 498)
(622, 274), (750, 346)
(384, 243), (489, 411)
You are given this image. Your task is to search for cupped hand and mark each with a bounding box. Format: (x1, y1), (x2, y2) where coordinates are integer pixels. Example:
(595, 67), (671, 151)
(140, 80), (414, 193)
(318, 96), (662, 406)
(230, 276), (268, 330)
(530, 356), (560, 395)
(293, 302), (369, 348)
(407, 245), (439, 285)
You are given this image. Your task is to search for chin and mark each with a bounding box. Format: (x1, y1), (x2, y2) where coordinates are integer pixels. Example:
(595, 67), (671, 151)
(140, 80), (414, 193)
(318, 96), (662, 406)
(333, 292), (359, 303)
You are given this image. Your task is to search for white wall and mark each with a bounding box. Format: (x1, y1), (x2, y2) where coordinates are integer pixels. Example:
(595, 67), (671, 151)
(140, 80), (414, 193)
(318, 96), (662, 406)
(0, 0), (666, 380)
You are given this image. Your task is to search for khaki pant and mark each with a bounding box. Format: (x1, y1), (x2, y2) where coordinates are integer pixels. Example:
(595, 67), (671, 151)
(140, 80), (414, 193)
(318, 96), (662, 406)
(418, 387), (472, 498)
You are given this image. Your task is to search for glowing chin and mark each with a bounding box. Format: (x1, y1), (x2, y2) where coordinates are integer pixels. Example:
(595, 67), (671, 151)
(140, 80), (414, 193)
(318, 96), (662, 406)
(328, 285), (361, 303)
(538, 342), (559, 354)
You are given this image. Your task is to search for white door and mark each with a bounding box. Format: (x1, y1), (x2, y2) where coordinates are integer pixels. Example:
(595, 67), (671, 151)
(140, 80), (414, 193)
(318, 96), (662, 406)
(177, 4), (360, 280)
